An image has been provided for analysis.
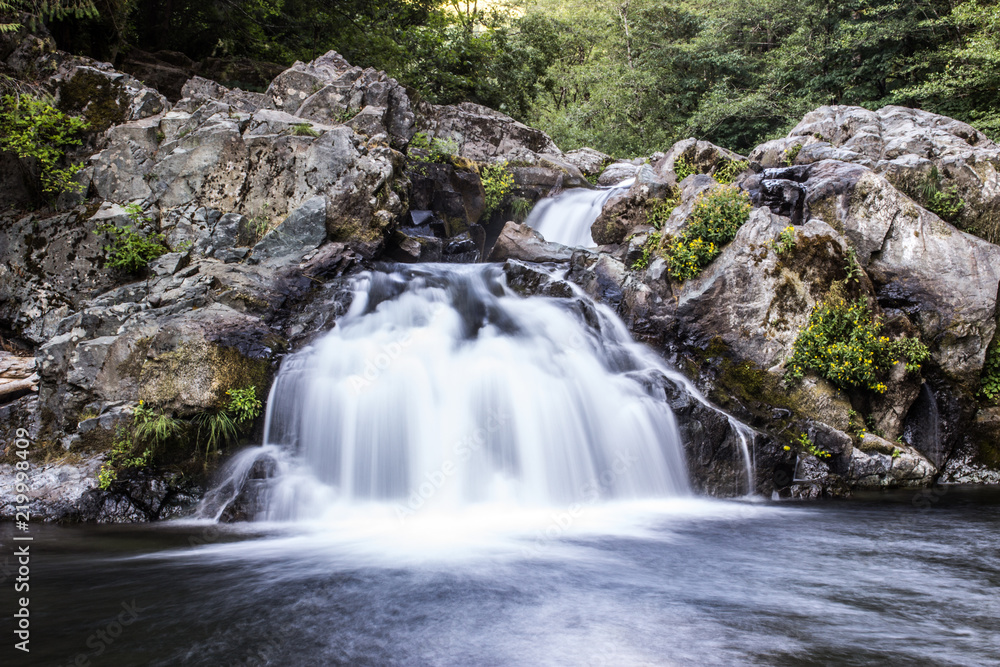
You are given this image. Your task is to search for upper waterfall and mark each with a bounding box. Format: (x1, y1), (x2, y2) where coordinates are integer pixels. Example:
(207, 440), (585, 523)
(523, 181), (633, 247)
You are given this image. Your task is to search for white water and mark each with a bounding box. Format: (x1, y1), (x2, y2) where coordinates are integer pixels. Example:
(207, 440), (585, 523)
(524, 180), (632, 247)
(208, 263), (762, 522)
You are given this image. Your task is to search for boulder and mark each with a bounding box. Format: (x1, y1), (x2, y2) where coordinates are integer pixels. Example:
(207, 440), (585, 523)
(488, 222), (575, 263)
(416, 101), (561, 160)
(751, 105), (1000, 243)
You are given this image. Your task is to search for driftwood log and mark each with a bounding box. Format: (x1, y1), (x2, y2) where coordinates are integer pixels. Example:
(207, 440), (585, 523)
(0, 352), (38, 403)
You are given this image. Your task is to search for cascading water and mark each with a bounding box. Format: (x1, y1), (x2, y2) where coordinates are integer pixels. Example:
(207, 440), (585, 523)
(205, 263), (707, 521)
(523, 180), (633, 247)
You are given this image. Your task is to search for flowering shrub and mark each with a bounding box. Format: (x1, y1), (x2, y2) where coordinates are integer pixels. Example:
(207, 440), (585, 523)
(482, 161), (515, 216)
(787, 298), (930, 393)
(664, 185), (751, 281)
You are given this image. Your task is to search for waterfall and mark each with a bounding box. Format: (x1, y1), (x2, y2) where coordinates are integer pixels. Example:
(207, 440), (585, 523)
(523, 180), (633, 247)
(205, 263), (753, 522)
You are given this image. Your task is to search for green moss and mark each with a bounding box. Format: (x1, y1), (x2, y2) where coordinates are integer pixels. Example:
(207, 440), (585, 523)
(58, 69), (126, 132)
(973, 438), (1000, 469)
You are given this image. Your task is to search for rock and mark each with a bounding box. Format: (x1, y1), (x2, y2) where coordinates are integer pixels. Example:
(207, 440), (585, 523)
(657, 138), (747, 182)
(149, 252), (188, 276)
(598, 161), (639, 186)
(251, 196), (328, 263)
(488, 222), (575, 263)
(416, 101), (561, 160)
(501, 260), (575, 298)
(752, 105), (1000, 243)
(795, 159), (1000, 393)
(408, 162), (486, 235)
(268, 51), (415, 149)
(386, 230), (444, 263)
(851, 433), (936, 488)
(562, 147), (611, 177)
(55, 62), (169, 132)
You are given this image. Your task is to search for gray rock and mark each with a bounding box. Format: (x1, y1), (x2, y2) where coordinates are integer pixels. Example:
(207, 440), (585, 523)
(488, 222), (574, 263)
(250, 196), (328, 262)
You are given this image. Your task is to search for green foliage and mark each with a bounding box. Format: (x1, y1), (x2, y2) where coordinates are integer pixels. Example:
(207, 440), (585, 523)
(0, 94), (90, 198)
(979, 342), (1000, 402)
(848, 409), (868, 441)
(844, 246), (862, 284)
(919, 168), (965, 222)
(193, 410), (239, 459)
(408, 132), (459, 163)
(226, 386), (262, 424)
(796, 432), (831, 459)
(783, 145), (803, 166)
(713, 159), (749, 185)
(524, 0), (999, 156)
(98, 400), (179, 490)
(133, 400), (185, 450)
(787, 297), (930, 393)
(645, 195), (678, 231)
(94, 203), (168, 273)
(509, 196), (534, 222)
(481, 161), (515, 217)
(772, 225), (796, 254)
(291, 122), (320, 137)
(664, 186), (752, 281)
(630, 231), (662, 270)
(673, 155), (696, 181)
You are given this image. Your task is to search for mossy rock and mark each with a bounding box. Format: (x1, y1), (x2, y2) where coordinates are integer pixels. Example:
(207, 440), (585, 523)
(59, 68), (128, 133)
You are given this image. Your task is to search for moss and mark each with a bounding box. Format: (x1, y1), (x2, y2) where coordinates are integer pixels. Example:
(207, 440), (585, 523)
(58, 69), (127, 133)
(139, 342), (271, 414)
(973, 438), (1000, 469)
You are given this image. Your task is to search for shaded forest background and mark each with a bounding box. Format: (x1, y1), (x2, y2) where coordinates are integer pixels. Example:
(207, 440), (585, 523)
(4, 0), (998, 157)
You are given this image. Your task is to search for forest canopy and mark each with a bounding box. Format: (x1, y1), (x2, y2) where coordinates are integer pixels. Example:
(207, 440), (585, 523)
(3, 0), (997, 157)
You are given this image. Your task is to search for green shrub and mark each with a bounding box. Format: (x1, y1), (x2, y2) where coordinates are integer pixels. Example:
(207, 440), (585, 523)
(509, 196), (534, 222)
(713, 159), (749, 185)
(645, 194), (679, 231)
(482, 161), (515, 216)
(787, 297), (930, 393)
(98, 400), (183, 490)
(0, 94), (90, 197)
(844, 246), (862, 284)
(979, 342), (1000, 401)
(673, 154), (696, 180)
(226, 386), (262, 424)
(796, 432), (831, 459)
(772, 225), (796, 254)
(920, 167), (965, 222)
(664, 185), (752, 281)
(94, 203), (168, 273)
(631, 231), (662, 270)
(408, 132), (458, 163)
(782, 144), (803, 166)
(193, 410), (239, 459)
(291, 122), (320, 137)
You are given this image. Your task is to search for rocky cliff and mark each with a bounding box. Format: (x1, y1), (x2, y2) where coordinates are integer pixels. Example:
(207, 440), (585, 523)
(1, 34), (998, 521)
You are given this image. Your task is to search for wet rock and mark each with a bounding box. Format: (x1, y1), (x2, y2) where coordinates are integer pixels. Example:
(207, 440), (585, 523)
(488, 222), (574, 263)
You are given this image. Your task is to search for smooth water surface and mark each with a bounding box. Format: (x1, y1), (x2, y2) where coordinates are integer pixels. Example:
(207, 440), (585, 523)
(3, 488), (998, 666)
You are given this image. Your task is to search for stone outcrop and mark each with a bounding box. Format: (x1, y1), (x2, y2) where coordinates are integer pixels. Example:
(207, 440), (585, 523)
(751, 105), (1000, 243)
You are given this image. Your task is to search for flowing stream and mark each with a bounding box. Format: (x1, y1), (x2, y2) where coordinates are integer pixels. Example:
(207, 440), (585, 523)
(523, 180), (632, 247)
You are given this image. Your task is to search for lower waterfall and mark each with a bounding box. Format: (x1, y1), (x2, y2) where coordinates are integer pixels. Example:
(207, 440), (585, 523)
(202, 263), (759, 522)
